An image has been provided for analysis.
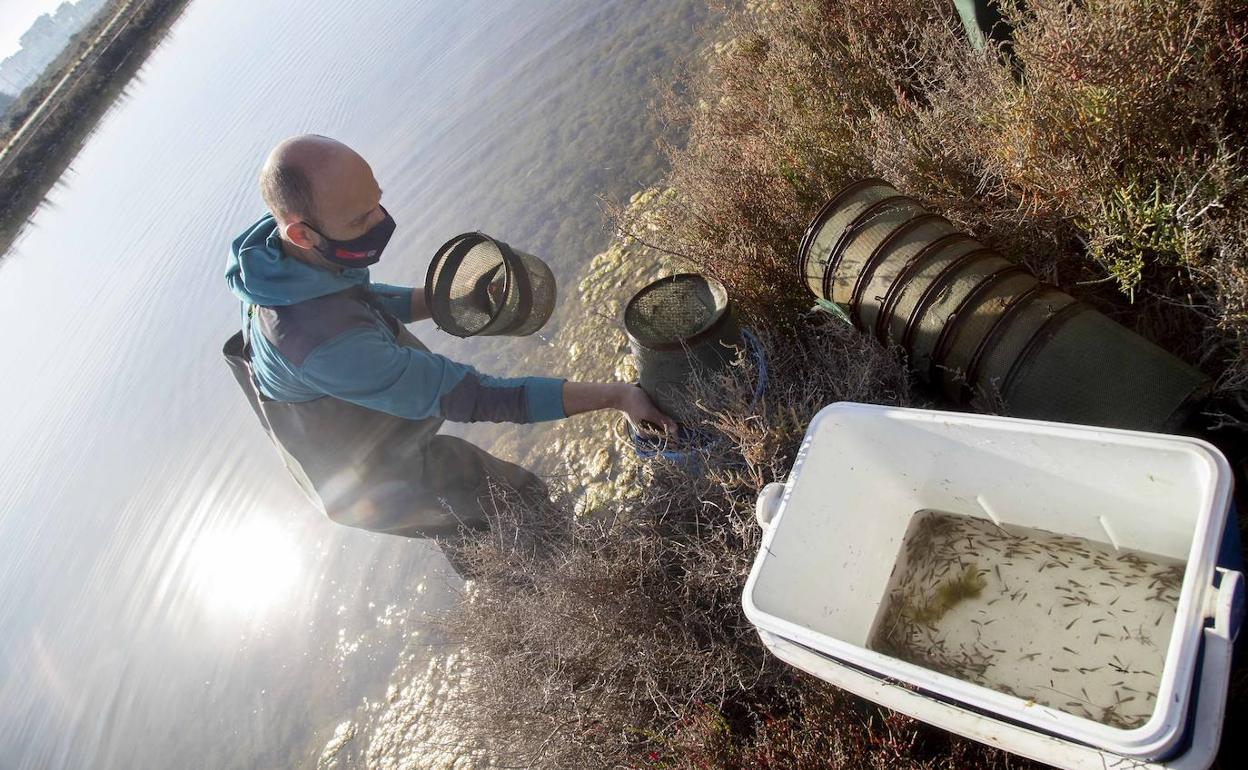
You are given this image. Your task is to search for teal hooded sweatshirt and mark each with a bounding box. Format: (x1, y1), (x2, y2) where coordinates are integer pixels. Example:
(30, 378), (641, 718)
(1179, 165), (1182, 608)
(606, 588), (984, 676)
(225, 215), (566, 423)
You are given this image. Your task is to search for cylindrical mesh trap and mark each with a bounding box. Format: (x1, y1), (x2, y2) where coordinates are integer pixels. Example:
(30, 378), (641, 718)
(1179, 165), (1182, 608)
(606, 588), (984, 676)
(907, 254), (1014, 378)
(855, 215), (961, 336)
(828, 197), (927, 307)
(798, 178), (1211, 432)
(1002, 307), (1210, 432)
(970, 287), (1077, 410)
(935, 270), (1040, 401)
(798, 179), (899, 300)
(424, 232), (556, 338)
(623, 273), (744, 426)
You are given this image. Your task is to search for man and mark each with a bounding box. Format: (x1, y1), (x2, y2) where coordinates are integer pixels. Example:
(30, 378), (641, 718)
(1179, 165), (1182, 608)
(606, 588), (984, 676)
(224, 135), (674, 540)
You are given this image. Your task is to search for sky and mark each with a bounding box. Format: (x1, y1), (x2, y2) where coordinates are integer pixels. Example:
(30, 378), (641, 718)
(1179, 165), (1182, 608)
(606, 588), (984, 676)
(0, 0), (74, 62)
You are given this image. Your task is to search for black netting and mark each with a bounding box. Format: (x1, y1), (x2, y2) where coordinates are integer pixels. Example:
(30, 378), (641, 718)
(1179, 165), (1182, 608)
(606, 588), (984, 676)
(856, 217), (960, 337)
(970, 288), (1077, 410)
(624, 274), (743, 425)
(908, 255), (1012, 379)
(503, 249), (557, 337)
(425, 232), (556, 338)
(935, 271), (1040, 401)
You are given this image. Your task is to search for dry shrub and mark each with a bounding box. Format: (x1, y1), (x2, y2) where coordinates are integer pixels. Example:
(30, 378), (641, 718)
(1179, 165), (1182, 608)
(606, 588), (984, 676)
(619, 0), (1248, 385)
(656, 686), (1027, 770)
(435, 314), (1013, 769)
(440, 1), (1248, 765)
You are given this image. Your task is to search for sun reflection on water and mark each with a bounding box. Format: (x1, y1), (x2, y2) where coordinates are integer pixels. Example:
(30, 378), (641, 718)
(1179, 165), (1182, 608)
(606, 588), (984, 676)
(187, 519), (304, 617)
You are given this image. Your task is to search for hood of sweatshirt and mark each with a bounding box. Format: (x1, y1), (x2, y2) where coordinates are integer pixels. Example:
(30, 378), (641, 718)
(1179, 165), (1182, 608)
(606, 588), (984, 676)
(225, 214), (370, 306)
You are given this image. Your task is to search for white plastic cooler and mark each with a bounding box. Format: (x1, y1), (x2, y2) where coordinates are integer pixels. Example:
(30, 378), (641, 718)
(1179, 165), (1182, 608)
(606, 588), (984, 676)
(742, 403), (1242, 769)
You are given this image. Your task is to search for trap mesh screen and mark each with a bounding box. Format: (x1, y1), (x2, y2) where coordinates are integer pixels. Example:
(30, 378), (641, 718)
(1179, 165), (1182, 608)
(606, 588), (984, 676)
(1004, 307), (1208, 431)
(504, 250), (557, 337)
(427, 235), (556, 337)
(937, 272), (1040, 399)
(624, 275), (729, 348)
(803, 182), (897, 298)
(883, 238), (982, 346)
(909, 255), (1012, 376)
(830, 200), (926, 306)
(857, 218), (961, 336)
(429, 235), (506, 336)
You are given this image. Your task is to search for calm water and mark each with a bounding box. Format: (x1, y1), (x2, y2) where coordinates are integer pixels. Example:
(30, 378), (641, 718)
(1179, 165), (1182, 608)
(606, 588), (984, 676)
(0, 1), (707, 767)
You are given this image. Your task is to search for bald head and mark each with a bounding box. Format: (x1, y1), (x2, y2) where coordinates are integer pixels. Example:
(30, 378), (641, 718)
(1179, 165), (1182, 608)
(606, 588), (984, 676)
(260, 135), (357, 225)
(259, 135), (386, 258)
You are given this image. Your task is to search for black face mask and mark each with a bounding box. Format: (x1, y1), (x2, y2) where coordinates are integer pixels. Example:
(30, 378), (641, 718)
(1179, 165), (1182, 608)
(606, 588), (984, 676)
(305, 206), (396, 268)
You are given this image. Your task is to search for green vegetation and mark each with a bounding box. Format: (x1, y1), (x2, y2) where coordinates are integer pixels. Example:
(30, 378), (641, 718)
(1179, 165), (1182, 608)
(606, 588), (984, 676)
(912, 565), (988, 625)
(439, 1), (1248, 767)
(628, 0), (1248, 389)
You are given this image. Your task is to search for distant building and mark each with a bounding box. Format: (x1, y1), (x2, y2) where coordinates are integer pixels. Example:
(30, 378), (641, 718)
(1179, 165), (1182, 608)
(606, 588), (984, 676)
(0, 0), (111, 95)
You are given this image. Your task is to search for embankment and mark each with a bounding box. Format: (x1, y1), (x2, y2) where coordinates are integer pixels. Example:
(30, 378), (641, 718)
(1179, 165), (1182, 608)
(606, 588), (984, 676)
(0, 0), (192, 255)
(436, 1), (1248, 767)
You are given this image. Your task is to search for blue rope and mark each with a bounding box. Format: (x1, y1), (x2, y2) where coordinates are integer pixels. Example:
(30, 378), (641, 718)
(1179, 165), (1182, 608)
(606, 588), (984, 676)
(630, 327), (767, 462)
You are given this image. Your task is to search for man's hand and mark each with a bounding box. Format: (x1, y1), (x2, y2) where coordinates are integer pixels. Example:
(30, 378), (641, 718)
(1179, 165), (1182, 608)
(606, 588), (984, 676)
(561, 382), (678, 435)
(616, 384), (678, 436)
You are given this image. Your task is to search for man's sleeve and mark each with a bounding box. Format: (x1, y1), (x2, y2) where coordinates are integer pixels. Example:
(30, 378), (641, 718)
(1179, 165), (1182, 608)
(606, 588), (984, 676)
(366, 283), (415, 324)
(300, 326), (567, 423)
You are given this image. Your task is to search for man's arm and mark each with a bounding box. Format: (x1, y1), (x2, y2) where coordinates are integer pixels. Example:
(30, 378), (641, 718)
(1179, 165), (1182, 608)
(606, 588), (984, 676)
(300, 326), (675, 431)
(409, 285), (432, 322)
(367, 283), (432, 324)
(562, 382), (677, 434)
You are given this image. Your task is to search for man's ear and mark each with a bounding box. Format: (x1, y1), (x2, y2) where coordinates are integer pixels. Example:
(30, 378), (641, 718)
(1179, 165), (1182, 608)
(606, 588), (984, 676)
(283, 221), (319, 250)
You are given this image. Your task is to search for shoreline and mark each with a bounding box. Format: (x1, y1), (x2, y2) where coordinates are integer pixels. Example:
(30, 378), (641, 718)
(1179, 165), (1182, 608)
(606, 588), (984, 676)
(424, 0), (1248, 766)
(0, 0), (192, 257)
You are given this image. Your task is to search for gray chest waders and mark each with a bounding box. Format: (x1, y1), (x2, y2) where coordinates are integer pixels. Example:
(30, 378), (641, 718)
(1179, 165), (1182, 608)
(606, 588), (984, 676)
(222, 290), (540, 539)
